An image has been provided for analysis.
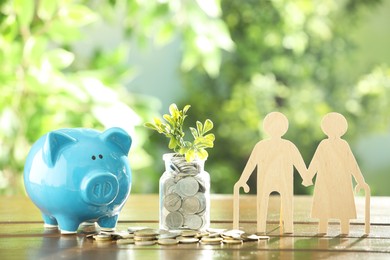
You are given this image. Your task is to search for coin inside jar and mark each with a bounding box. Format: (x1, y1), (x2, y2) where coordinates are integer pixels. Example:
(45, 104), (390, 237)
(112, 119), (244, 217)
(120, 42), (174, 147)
(181, 196), (201, 214)
(194, 192), (206, 213)
(163, 178), (177, 194)
(176, 177), (199, 197)
(184, 214), (203, 230)
(165, 212), (184, 229)
(163, 193), (182, 212)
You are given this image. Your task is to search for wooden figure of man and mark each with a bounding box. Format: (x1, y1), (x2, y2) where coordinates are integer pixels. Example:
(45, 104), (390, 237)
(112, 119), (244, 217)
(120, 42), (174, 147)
(306, 112), (370, 234)
(234, 112), (309, 234)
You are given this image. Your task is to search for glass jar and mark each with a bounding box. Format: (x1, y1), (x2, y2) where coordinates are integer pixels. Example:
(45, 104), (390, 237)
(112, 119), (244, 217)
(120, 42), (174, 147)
(159, 153), (210, 230)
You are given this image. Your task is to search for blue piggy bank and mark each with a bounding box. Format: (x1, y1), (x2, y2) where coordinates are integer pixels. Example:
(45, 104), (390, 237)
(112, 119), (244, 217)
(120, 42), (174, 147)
(24, 127), (132, 234)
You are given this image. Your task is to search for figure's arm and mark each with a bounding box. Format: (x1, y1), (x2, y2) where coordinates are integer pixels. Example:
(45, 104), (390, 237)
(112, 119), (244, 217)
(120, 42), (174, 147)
(305, 144), (321, 186)
(234, 143), (260, 193)
(291, 144), (312, 187)
(346, 143), (369, 192)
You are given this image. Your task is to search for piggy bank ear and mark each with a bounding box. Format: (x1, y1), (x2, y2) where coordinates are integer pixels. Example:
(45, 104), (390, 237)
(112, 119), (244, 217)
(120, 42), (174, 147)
(100, 127), (132, 155)
(43, 131), (77, 167)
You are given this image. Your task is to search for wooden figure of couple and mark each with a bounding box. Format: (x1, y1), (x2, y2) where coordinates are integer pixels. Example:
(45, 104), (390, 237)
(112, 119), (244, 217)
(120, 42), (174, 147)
(233, 112), (371, 235)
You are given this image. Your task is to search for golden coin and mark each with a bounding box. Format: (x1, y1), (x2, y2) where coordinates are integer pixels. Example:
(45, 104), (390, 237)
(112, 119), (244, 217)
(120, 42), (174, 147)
(200, 237), (222, 245)
(116, 238), (135, 244)
(93, 234), (112, 241)
(134, 228), (159, 237)
(158, 238), (179, 245)
(134, 236), (157, 241)
(134, 240), (157, 246)
(223, 239), (243, 244)
(176, 236), (199, 244)
(181, 230), (198, 237)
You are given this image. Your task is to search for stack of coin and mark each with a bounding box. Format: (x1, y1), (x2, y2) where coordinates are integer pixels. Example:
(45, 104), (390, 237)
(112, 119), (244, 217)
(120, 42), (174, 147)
(133, 228), (159, 246)
(160, 155), (210, 230)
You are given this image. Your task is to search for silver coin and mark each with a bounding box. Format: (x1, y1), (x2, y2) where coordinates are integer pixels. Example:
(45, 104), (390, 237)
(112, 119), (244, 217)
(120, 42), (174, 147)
(158, 238), (179, 245)
(169, 162), (180, 173)
(163, 193), (182, 212)
(184, 214), (203, 230)
(157, 231), (181, 239)
(194, 176), (206, 192)
(165, 212), (184, 229)
(163, 178), (176, 194)
(176, 177), (199, 197)
(181, 196), (200, 214)
(194, 192), (206, 213)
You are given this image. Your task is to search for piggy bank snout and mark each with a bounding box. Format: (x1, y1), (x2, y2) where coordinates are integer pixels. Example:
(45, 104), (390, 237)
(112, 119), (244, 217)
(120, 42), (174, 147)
(81, 172), (119, 206)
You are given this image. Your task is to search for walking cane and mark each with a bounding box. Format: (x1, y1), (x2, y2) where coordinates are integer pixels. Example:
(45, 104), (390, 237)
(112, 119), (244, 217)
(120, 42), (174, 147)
(233, 183), (250, 230)
(233, 184), (240, 230)
(364, 185), (371, 235)
(355, 184), (370, 235)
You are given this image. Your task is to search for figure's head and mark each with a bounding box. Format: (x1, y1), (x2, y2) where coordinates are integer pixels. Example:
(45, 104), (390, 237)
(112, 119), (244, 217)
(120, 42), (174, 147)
(321, 112), (348, 138)
(263, 112), (289, 138)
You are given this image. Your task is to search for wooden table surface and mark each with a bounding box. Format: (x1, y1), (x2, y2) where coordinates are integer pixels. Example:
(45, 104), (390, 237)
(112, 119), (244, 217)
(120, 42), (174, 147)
(1, 194), (390, 259)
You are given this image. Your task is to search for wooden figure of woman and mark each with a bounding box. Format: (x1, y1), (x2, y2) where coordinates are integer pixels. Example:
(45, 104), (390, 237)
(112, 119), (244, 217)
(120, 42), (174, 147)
(306, 112), (370, 234)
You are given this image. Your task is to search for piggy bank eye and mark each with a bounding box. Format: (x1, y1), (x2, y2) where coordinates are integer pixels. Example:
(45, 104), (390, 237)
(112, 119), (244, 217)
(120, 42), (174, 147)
(99, 154), (103, 159)
(91, 155), (96, 160)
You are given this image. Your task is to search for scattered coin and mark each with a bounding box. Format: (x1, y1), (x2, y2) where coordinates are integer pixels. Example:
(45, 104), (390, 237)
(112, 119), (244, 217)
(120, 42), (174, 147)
(181, 230), (198, 237)
(195, 231), (210, 238)
(241, 233), (270, 241)
(222, 239), (243, 244)
(157, 231), (181, 239)
(87, 226), (268, 247)
(116, 238), (135, 244)
(134, 236), (157, 241)
(127, 227), (150, 233)
(200, 237), (223, 245)
(176, 236), (199, 244)
(134, 228), (160, 237)
(93, 234), (112, 241)
(135, 240), (157, 246)
(158, 238), (179, 245)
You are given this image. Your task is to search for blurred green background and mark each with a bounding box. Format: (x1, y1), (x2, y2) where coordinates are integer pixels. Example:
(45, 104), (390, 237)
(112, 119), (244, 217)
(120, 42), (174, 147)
(1, 0), (389, 196)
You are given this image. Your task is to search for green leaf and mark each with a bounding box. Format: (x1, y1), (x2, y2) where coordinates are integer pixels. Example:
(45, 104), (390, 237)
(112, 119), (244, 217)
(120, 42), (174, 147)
(168, 138), (177, 149)
(144, 122), (157, 130)
(169, 103), (179, 118)
(65, 4), (97, 26)
(185, 148), (196, 162)
(163, 114), (174, 125)
(197, 149), (208, 160)
(183, 105), (191, 114)
(196, 121), (203, 135)
(203, 119), (213, 133)
(179, 146), (189, 155)
(46, 49), (75, 69)
(13, 0), (34, 27)
(190, 127), (198, 138)
(204, 133), (215, 142)
(154, 117), (162, 126)
(38, 0), (57, 21)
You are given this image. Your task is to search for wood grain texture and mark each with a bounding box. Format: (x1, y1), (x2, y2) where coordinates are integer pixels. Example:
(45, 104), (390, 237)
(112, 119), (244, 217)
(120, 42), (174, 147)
(307, 112), (370, 235)
(234, 112), (307, 233)
(0, 195), (389, 260)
